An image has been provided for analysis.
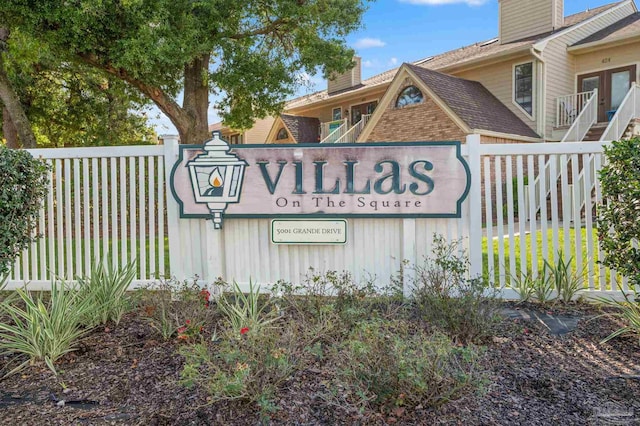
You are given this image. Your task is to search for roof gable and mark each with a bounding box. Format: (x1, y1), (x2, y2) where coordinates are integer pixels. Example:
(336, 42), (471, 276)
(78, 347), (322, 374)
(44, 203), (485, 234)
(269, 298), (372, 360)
(405, 64), (540, 138)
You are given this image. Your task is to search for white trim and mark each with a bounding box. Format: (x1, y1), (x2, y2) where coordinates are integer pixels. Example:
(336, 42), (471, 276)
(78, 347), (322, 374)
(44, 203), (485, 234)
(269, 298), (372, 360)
(533, 0), (635, 51)
(512, 60), (536, 120)
(332, 107), (342, 121)
(568, 34), (640, 53)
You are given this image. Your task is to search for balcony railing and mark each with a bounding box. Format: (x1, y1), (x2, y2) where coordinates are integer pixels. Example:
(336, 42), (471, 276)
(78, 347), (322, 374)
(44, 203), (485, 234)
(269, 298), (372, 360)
(555, 91), (595, 128)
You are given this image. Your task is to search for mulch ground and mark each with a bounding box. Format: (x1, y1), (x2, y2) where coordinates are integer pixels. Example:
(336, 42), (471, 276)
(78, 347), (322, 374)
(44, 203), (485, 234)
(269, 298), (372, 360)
(1, 302), (639, 425)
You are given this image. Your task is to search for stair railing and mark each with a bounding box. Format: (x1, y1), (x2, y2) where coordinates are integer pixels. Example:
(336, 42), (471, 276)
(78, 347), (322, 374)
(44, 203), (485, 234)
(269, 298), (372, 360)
(561, 88), (598, 143)
(320, 119), (349, 143)
(600, 82), (638, 142)
(334, 114), (372, 143)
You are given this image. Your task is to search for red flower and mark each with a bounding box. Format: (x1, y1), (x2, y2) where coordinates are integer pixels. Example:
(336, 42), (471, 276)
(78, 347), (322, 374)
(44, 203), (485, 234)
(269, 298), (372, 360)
(185, 320), (191, 325)
(177, 326), (187, 334)
(240, 327), (250, 335)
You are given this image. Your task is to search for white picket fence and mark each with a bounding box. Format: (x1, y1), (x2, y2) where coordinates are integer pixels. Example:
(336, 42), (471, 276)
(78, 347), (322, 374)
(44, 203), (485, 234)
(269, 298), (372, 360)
(5, 135), (627, 299)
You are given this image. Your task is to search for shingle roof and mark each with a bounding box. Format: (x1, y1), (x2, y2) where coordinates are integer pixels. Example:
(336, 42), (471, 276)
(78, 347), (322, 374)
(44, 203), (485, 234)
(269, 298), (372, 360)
(572, 12), (640, 46)
(280, 115), (320, 143)
(405, 64), (540, 139)
(286, 1), (623, 110)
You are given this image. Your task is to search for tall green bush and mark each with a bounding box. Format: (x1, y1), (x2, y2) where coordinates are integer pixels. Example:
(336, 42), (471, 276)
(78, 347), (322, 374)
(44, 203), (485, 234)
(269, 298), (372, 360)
(0, 145), (49, 280)
(598, 138), (640, 287)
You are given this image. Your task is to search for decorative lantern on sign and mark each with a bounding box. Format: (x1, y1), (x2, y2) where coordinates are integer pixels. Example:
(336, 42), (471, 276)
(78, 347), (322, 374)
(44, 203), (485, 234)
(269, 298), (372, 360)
(187, 132), (247, 229)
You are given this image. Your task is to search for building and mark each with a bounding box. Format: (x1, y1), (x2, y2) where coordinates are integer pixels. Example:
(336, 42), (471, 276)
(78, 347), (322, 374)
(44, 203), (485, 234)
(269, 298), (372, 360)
(212, 0), (640, 145)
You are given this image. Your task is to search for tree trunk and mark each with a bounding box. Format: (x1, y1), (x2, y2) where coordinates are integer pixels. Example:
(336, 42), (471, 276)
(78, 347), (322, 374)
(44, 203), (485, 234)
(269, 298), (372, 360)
(2, 107), (19, 148)
(181, 54), (211, 145)
(0, 28), (36, 149)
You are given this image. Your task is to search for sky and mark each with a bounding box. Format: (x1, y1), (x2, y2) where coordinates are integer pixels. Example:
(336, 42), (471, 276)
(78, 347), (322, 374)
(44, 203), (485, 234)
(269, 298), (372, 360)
(148, 0), (610, 136)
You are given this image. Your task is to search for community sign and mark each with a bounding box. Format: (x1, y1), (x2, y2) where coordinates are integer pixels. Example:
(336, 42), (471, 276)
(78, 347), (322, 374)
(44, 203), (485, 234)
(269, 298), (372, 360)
(170, 132), (470, 229)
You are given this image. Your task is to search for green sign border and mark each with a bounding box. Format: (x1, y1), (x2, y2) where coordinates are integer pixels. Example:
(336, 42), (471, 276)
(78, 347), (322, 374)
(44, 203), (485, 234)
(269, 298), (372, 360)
(270, 219), (348, 245)
(170, 141), (471, 220)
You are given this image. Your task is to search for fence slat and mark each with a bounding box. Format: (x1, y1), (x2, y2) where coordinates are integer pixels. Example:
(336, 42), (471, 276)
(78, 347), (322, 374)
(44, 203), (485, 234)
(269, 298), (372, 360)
(483, 156), (494, 285)
(149, 156), (156, 278)
(120, 157), (128, 267)
(64, 159), (73, 279)
(82, 158), (91, 275)
(495, 157), (505, 288)
(110, 157), (118, 267)
(74, 159), (82, 278)
(138, 156), (146, 280)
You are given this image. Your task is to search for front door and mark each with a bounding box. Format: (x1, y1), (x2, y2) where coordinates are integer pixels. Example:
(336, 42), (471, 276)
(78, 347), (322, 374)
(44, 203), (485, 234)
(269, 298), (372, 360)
(351, 101), (378, 126)
(578, 65), (636, 122)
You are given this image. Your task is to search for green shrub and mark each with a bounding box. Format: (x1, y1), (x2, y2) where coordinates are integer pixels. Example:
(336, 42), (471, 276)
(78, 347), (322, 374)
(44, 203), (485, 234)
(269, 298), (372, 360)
(180, 320), (311, 420)
(77, 257), (137, 327)
(330, 319), (481, 413)
(0, 282), (95, 375)
(411, 235), (500, 344)
(598, 137), (640, 287)
(0, 146), (49, 280)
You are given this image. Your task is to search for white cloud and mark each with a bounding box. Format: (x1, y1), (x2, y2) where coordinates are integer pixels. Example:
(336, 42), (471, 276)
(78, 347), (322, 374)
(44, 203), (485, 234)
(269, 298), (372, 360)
(388, 57), (398, 66)
(353, 37), (386, 49)
(399, 0), (488, 5)
(363, 59), (375, 68)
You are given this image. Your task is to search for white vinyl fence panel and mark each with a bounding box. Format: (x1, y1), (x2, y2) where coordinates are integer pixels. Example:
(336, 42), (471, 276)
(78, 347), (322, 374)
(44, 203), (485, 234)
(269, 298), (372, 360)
(6, 146), (168, 289)
(472, 141), (626, 299)
(7, 135), (626, 300)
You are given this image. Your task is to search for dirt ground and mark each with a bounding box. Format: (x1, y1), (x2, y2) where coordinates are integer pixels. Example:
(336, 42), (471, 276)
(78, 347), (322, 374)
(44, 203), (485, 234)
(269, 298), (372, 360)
(1, 302), (639, 425)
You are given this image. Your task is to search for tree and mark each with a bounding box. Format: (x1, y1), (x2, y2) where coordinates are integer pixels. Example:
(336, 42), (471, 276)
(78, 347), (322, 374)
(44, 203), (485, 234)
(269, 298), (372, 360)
(0, 0), (369, 144)
(0, 27), (36, 148)
(1, 29), (156, 147)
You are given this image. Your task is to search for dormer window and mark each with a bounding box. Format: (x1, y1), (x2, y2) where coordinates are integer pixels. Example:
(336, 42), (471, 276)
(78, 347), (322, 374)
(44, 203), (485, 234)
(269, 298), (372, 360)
(276, 128), (288, 140)
(396, 86), (424, 108)
(514, 62), (533, 116)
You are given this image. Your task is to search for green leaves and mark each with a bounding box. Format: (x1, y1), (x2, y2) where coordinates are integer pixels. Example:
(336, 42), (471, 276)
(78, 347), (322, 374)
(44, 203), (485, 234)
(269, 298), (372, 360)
(0, 146), (49, 280)
(76, 257), (137, 327)
(598, 137), (640, 288)
(0, 281), (96, 376)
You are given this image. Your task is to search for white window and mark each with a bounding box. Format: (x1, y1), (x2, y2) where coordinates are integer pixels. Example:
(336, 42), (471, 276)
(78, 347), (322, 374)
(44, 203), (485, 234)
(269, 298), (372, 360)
(514, 62), (533, 116)
(332, 108), (342, 120)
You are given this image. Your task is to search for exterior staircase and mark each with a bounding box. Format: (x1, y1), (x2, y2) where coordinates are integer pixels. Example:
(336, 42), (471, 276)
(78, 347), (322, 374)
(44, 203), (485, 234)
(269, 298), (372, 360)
(320, 114), (371, 144)
(582, 123), (607, 141)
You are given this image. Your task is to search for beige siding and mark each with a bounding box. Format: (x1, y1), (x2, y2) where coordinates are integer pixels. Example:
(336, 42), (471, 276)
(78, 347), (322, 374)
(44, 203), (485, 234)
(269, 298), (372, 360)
(243, 116), (275, 144)
(543, 2), (635, 137)
(455, 55), (537, 132)
(500, 0), (554, 44)
(290, 87), (387, 125)
(574, 42), (640, 78)
(328, 57), (362, 94)
(555, 0), (564, 28)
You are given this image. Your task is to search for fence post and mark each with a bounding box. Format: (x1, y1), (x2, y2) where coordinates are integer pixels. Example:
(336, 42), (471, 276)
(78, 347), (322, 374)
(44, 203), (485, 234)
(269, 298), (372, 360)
(402, 218), (417, 298)
(162, 135), (183, 282)
(467, 134), (483, 280)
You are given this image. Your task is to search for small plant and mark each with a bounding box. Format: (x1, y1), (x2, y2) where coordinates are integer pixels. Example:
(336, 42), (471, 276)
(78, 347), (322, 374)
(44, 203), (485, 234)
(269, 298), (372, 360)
(531, 264), (555, 304)
(0, 282), (95, 375)
(597, 288), (640, 344)
(139, 276), (216, 341)
(544, 252), (586, 303)
(510, 272), (536, 303)
(330, 320), (480, 414)
(176, 319), (204, 343)
(216, 280), (280, 334)
(77, 257), (137, 327)
(180, 321), (308, 421)
(411, 235), (500, 344)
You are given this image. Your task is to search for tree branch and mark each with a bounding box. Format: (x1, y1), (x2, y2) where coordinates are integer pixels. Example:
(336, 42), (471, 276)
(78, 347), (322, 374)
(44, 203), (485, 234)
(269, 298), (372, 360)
(77, 53), (192, 133)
